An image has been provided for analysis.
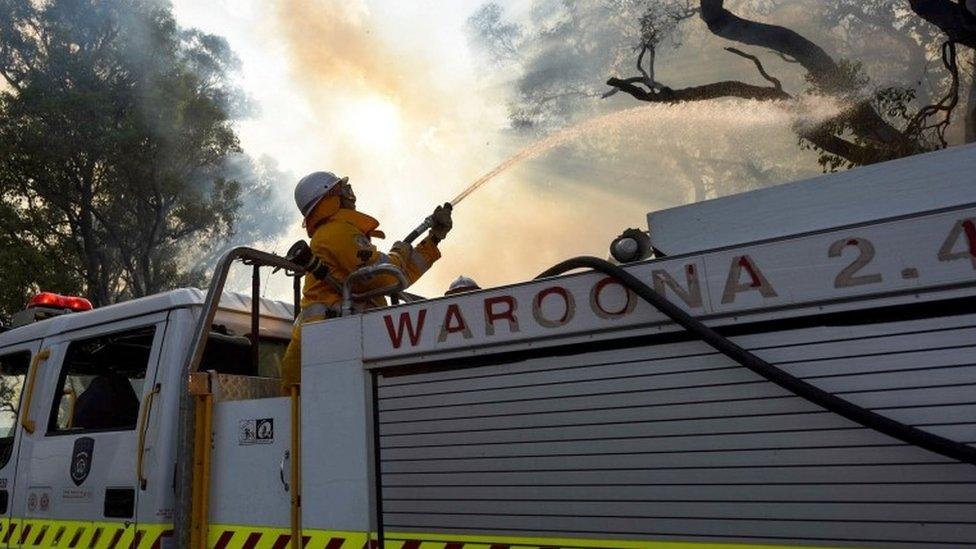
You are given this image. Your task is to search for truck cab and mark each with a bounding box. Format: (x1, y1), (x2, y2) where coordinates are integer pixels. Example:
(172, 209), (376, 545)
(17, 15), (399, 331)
(0, 289), (295, 548)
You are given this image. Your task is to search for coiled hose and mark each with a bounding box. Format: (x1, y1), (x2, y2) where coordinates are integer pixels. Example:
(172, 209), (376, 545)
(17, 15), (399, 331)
(536, 256), (976, 466)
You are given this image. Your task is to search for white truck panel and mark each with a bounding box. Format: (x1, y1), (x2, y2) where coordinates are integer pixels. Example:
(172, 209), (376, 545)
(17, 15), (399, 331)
(209, 398), (292, 528)
(301, 317), (373, 533)
(648, 142), (976, 256)
(359, 206), (976, 362)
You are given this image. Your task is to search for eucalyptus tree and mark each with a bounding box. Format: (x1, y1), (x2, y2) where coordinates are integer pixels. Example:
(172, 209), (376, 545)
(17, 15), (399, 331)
(0, 0), (289, 314)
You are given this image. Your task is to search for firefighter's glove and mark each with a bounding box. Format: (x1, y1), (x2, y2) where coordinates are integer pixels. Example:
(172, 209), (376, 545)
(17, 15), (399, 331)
(284, 239), (331, 280)
(429, 203), (453, 242)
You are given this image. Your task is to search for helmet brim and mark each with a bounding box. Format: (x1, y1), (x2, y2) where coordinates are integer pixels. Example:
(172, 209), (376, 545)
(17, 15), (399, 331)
(302, 176), (349, 217)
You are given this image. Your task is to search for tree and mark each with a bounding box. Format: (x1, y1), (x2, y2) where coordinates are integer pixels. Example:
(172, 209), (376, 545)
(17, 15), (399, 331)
(0, 205), (82, 321)
(0, 0), (289, 316)
(470, 0), (976, 174)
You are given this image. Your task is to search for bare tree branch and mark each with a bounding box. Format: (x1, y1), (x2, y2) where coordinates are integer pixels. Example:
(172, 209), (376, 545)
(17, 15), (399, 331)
(636, 46), (660, 89)
(607, 42), (789, 103)
(725, 47), (782, 90)
(907, 40), (961, 146)
(606, 76), (790, 102)
(700, 0), (837, 74)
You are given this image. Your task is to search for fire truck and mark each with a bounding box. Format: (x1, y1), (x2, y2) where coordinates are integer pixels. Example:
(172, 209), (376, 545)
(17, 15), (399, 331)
(0, 144), (974, 549)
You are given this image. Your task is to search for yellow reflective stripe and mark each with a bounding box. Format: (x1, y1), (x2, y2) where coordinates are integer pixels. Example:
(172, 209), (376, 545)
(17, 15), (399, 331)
(303, 529), (371, 548)
(1, 519), (854, 549)
(198, 524), (851, 549)
(203, 524), (371, 548)
(384, 531), (848, 549)
(2, 518), (169, 549)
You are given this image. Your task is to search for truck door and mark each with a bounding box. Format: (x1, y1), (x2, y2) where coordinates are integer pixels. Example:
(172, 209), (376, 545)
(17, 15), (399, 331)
(0, 342), (41, 546)
(10, 314), (167, 548)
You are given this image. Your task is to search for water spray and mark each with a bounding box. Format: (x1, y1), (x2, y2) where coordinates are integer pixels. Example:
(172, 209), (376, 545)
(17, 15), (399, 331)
(400, 177), (486, 244)
(400, 118), (589, 244)
(401, 98), (844, 244)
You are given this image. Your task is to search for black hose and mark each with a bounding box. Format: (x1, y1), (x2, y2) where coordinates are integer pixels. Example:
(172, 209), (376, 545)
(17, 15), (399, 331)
(537, 256), (976, 466)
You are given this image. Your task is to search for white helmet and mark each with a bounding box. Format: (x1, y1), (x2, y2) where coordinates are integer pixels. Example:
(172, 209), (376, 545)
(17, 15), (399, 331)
(445, 275), (481, 295)
(294, 171), (349, 217)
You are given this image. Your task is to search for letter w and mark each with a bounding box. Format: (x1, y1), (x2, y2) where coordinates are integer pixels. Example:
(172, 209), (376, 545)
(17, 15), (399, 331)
(384, 310), (427, 349)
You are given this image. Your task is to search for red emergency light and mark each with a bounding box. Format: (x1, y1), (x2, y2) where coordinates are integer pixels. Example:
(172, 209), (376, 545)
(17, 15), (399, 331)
(27, 292), (93, 312)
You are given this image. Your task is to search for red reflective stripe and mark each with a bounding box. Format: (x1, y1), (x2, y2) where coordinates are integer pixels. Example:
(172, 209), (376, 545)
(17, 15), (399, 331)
(214, 530), (236, 549)
(18, 524), (32, 545)
(68, 527), (84, 548)
(33, 525), (49, 546)
(271, 534), (292, 549)
(151, 529), (173, 549)
(2, 523), (16, 544)
(269, 534), (310, 549)
(91, 527), (105, 547)
(489, 545), (511, 549)
(444, 544), (465, 549)
(107, 528), (125, 549)
(400, 541), (421, 549)
(324, 537), (345, 549)
(241, 532), (264, 549)
(128, 530), (145, 549)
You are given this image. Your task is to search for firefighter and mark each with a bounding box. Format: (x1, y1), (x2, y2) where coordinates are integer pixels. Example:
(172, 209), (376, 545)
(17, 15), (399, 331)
(281, 171), (452, 387)
(445, 275), (481, 295)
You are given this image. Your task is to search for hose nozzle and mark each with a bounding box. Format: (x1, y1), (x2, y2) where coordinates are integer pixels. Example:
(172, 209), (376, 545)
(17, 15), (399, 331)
(403, 216), (433, 245)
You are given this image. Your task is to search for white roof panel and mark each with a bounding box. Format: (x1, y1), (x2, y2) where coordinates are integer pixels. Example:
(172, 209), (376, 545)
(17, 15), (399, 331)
(648, 143), (976, 256)
(0, 289), (293, 348)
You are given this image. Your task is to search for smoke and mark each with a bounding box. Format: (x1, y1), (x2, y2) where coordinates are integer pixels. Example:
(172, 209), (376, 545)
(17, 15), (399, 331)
(267, 0), (511, 295)
(262, 0), (842, 296)
(256, 0), (870, 297)
(276, 0), (400, 97)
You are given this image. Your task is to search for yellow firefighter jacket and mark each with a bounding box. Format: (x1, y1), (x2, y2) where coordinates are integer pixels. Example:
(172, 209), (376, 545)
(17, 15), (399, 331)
(281, 196), (441, 387)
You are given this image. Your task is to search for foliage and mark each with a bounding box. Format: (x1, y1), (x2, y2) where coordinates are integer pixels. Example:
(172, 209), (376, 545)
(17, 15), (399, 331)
(467, 3), (523, 65)
(0, 0), (289, 318)
(468, 0), (638, 130)
(469, 0), (976, 179)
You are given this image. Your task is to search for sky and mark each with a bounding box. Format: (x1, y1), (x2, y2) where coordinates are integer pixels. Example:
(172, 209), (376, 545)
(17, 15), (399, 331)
(167, 0), (927, 299)
(172, 0), (584, 298)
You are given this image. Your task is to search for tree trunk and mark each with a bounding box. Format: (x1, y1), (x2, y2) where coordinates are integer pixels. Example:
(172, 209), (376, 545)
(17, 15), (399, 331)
(79, 205), (109, 306)
(908, 0), (976, 49)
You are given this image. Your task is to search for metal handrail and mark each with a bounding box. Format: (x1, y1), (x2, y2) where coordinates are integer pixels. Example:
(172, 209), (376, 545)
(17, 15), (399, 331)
(174, 247), (304, 549)
(341, 264), (410, 316)
(137, 383), (161, 489)
(392, 291), (425, 304)
(20, 348), (50, 434)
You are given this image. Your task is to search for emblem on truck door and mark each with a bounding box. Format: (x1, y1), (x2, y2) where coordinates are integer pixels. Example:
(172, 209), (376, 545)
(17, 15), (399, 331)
(238, 418), (274, 445)
(70, 437), (94, 486)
